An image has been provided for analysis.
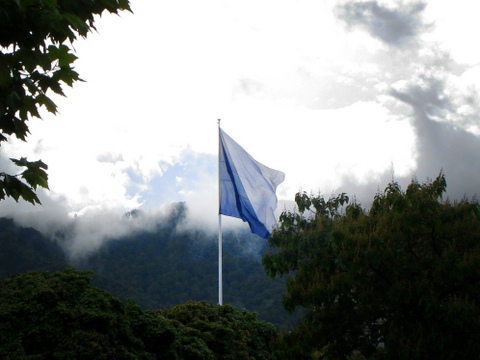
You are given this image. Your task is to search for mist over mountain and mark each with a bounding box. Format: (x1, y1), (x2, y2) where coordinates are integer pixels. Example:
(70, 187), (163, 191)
(0, 202), (300, 329)
(0, 218), (67, 278)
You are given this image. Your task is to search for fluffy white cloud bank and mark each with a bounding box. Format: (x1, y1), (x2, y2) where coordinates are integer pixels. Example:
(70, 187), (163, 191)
(2, 0), (480, 256)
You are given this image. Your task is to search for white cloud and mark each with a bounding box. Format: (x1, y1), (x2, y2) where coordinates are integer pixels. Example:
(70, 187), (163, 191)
(422, 1), (480, 65)
(2, 0), (480, 256)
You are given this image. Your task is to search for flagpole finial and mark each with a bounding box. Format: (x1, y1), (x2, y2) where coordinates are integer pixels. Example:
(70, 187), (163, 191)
(218, 118), (221, 127)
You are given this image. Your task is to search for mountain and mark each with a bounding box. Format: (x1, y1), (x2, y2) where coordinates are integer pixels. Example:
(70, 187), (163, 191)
(0, 218), (67, 278)
(0, 210), (300, 329)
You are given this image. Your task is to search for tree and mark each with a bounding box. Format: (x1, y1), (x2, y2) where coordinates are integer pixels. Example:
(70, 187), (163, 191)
(0, 0), (131, 204)
(159, 301), (278, 360)
(263, 173), (480, 359)
(0, 268), (177, 359)
(0, 268), (279, 359)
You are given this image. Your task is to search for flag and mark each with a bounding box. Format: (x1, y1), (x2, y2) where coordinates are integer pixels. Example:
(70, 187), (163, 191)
(219, 128), (285, 238)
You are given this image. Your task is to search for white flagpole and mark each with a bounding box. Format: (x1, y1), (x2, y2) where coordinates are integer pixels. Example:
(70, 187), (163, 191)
(218, 213), (223, 305)
(218, 119), (223, 306)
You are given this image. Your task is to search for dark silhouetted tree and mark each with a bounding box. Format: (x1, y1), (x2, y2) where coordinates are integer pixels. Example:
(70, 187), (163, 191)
(263, 173), (480, 359)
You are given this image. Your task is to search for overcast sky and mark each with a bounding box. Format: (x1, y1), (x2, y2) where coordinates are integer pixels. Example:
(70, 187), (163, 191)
(2, 0), (480, 257)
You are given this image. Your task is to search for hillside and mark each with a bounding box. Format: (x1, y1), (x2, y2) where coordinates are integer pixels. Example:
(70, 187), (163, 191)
(0, 214), (300, 329)
(0, 218), (67, 277)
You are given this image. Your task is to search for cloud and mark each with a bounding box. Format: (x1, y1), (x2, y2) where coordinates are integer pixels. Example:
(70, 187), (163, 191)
(320, 1), (480, 203)
(389, 73), (480, 200)
(335, 0), (429, 46)
(97, 152), (124, 164)
(61, 203), (189, 261)
(2, 0), (480, 261)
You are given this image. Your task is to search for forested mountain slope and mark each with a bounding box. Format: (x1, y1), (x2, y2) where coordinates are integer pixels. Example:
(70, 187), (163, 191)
(0, 214), (299, 329)
(0, 218), (67, 277)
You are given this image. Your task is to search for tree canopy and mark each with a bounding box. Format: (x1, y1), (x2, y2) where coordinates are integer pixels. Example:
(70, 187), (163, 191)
(160, 301), (277, 359)
(0, 0), (131, 204)
(0, 268), (279, 359)
(0, 268), (175, 359)
(263, 173), (480, 359)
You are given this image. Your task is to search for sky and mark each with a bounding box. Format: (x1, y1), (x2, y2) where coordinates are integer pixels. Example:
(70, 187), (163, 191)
(2, 0), (480, 257)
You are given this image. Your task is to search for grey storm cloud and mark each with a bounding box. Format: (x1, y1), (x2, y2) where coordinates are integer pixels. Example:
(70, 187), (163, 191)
(336, 69), (480, 204)
(390, 76), (480, 200)
(335, 1), (429, 46)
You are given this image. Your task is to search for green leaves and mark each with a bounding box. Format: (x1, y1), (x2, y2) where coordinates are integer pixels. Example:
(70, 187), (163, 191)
(62, 13), (90, 37)
(0, 269), (167, 359)
(11, 157), (49, 190)
(0, 0), (131, 204)
(0, 269), (276, 359)
(160, 301), (277, 360)
(0, 174), (38, 204)
(264, 173), (480, 359)
(48, 44), (78, 67)
(35, 93), (57, 114)
(0, 158), (48, 205)
(294, 191), (349, 218)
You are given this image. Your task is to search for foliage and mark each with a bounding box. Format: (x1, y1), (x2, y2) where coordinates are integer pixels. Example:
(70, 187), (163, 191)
(0, 268), (178, 359)
(0, 217), (67, 277)
(0, 210), (300, 329)
(0, 268), (280, 359)
(263, 173), (480, 359)
(0, 0), (131, 204)
(160, 300), (278, 360)
(75, 217), (300, 329)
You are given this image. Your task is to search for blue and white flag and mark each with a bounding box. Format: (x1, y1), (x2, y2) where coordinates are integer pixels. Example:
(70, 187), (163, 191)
(219, 129), (285, 238)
